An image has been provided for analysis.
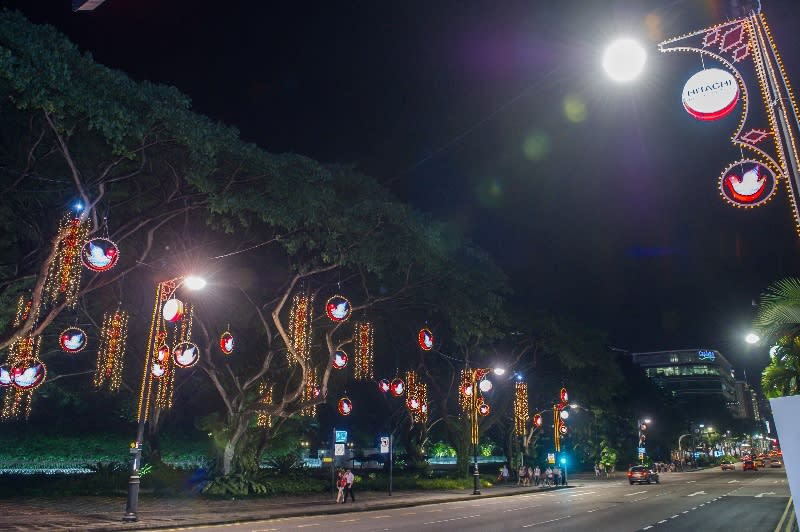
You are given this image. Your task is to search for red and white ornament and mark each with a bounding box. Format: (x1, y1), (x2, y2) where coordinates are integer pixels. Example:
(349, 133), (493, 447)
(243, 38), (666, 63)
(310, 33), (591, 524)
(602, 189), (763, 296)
(162, 299), (184, 323)
(337, 397), (353, 416)
(219, 331), (234, 355)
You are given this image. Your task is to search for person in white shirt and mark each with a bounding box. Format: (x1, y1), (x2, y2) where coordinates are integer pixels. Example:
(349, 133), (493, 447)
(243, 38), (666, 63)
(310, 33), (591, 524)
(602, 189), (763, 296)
(343, 469), (355, 503)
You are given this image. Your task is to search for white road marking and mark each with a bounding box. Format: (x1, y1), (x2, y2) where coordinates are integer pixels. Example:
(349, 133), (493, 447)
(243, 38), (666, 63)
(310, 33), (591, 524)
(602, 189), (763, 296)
(687, 491), (706, 497)
(423, 514), (480, 525)
(682, 511), (689, 514)
(728, 480), (740, 483)
(625, 491), (648, 496)
(523, 515), (572, 528)
(337, 519), (358, 522)
(297, 525), (319, 529)
(631, 497), (649, 502)
(755, 492), (776, 498)
(687, 480), (696, 483)
(671, 515), (679, 519)
(372, 515), (391, 519)
(692, 507), (697, 510)
(658, 520), (668, 524)
(643, 527), (653, 530)
(402, 512), (416, 515)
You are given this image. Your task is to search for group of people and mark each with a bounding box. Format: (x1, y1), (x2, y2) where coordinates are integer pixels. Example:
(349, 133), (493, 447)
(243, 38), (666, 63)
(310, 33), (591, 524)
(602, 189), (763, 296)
(335, 469), (355, 503)
(515, 464), (566, 487)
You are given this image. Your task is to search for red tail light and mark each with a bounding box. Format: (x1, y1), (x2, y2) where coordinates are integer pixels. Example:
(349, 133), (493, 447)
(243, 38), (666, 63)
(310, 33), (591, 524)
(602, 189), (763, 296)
(627, 471), (633, 477)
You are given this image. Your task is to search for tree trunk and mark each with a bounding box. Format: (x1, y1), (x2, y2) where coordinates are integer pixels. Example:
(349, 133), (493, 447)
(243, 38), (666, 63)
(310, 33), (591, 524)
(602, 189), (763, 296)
(222, 416), (249, 476)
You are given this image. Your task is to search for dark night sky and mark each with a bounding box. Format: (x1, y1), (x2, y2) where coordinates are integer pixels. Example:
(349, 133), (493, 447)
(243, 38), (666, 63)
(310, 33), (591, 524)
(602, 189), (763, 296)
(7, 0), (800, 380)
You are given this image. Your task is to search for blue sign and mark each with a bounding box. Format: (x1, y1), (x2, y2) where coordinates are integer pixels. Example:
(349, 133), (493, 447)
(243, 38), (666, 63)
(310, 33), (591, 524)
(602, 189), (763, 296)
(698, 350), (716, 361)
(638, 447), (646, 454)
(335, 430), (348, 443)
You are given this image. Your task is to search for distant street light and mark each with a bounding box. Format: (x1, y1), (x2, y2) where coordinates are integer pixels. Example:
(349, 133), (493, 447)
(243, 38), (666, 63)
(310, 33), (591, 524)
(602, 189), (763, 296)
(124, 274), (206, 522)
(745, 332), (760, 344)
(602, 38), (647, 82)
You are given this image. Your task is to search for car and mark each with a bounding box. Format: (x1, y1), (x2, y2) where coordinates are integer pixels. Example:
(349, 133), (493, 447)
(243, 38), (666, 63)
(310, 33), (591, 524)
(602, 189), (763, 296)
(754, 457), (766, 468)
(743, 460), (757, 471)
(720, 460), (735, 471)
(627, 465), (660, 485)
(770, 459), (783, 468)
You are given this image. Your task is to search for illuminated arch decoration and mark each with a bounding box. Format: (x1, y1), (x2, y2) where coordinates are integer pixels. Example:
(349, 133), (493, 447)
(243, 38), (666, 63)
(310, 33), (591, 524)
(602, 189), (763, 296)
(377, 378), (391, 393)
(81, 237), (119, 272)
(332, 350), (348, 370)
(659, 13), (800, 235)
(59, 326), (88, 353)
(43, 214), (91, 308)
(390, 378), (405, 397)
(172, 341), (200, 368)
(337, 397), (353, 416)
(719, 159), (777, 207)
(418, 328), (434, 351)
(288, 292), (313, 364)
(219, 331), (234, 355)
(353, 322), (374, 381)
(325, 295), (351, 323)
(93, 310), (129, 392)
(514, 381), (529, 436)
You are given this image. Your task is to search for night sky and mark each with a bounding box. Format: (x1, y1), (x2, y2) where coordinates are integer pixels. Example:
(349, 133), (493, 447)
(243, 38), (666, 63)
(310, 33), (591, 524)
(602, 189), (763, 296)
(8, 0), (800, 380)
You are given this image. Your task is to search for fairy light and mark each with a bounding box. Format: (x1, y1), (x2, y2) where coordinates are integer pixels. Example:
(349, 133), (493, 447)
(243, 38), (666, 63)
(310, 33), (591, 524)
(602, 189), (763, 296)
(301, 365), (318, 417)
(288, 293), (313, 364)
(42, 214), (90, 308)
(459, 369), (470, 413)
(256, 382), (273, 428)
(1, 297), (44, 420)
(405, 370), (427, 423)
(93, 309), (129, 392)
(354, 321), (374, 381)
(514, 381), (529, 436)
(155, 304), (194, 410)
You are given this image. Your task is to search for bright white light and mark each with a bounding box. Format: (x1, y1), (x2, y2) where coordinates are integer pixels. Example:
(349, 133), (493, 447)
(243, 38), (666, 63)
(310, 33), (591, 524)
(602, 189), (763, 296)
(479, 379), (493, 393)
(74, 202), (84, 211)
(184, 276), (207, 290)
(493, 368), (506, 376)
(745, 332), (760, 344)
(560, 410), (570, 420)
(644, 418), (652, 424)
(602, 38), (647, 82)
(570, 404), (578, 409)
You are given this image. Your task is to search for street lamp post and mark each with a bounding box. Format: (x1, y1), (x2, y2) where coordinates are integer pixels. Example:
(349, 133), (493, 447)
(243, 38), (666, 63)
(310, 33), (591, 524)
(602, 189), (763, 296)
(467, 367), (504, 495)
(637, 417), (651, 463)
(123, 275), (205, 523)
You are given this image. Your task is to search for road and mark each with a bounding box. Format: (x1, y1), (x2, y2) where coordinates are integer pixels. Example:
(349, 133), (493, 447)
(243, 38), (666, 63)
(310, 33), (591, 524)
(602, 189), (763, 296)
(158, 466), (791, 532)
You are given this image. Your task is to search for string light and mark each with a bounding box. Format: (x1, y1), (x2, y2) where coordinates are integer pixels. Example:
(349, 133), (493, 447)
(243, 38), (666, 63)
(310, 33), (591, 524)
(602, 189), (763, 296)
(42, 214), (90, 308)
(288, 293), (313, 364)
(256, 382), (273, 428)
(93, 309), (129, 392)
(354, 321), (374, 381)
(156, 304), (194, 410)
(405, 370), (428, 424)
(301, 365), (318, 417)
(459, 369), (470, 413)
(1, 297), (44, 420)
(514, 381), (529, 436)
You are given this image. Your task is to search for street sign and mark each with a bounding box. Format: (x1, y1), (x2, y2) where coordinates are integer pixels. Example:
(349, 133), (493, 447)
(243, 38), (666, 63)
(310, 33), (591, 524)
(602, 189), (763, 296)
(322, 457), (333, 463)
(380, 437), (390, 454)
(334, 443), (345, 456)
(335, 430), (348, 443)
(547, 453), (555, 464)
(638, 447), (646, 454)
(638, 453), (644, 461)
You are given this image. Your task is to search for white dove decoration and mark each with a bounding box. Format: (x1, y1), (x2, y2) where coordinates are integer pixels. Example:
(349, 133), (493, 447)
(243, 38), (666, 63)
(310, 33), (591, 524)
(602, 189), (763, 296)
(223, 336), (234, 353)
(62, 332), (85, 351)
(86, 241), (112, 267)
(152, 362), (166, 378)
(330, 302), (349, 320)
(174, 343), (199, 368)
(725, 165), (766, 202)
(13, 363), (44, 389)
(423, 333), (433, 349)
(0, 365), (11, 387)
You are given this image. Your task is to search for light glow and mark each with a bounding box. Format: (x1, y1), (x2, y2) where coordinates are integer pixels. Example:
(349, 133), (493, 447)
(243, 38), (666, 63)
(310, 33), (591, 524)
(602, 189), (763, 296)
(602, 38), (647, 82)
(183, 276), (206, 290)
(745, 332), (760, 344)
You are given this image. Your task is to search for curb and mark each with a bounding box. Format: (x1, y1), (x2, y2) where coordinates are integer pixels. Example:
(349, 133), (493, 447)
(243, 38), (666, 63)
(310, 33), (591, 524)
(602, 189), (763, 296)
(72, 485), (576, 531)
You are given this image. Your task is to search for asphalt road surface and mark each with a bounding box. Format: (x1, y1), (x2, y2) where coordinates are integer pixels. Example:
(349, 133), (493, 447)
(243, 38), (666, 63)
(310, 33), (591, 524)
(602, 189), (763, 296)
(160, 466), (791, 532)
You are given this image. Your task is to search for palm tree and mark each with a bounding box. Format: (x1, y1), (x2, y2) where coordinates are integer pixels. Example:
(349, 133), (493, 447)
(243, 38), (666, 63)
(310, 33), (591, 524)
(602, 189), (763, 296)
(754, 278), (800, 397)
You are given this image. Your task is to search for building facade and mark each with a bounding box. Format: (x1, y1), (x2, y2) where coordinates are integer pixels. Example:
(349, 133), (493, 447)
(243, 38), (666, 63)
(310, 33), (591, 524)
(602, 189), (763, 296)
(631, 349), (738, 411)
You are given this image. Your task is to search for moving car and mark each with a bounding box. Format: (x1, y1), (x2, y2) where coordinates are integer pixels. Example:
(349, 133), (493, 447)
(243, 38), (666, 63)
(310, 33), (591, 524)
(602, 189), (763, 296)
(770, 458), (783, 468)
(627, 465), (659, 485)
(720, 460), (735, 471)
(743, 460), (757, 471)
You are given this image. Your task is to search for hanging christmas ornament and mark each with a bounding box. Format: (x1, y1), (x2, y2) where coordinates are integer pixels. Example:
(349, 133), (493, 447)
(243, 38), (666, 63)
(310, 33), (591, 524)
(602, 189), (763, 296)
(337, 397), (353, 416)
(514, 382), (529, 436)
(406, 396), (421, 411)
(151, 361), (167, 379)
(301, 365), (318, 417)
(81, 237), (119, 272)
(405, 370), (428, 423)
(0, 365), (11, 387)
(353, 321), (374, 381)
(1, 305), (43, 421)
(418, 327), (434, 351)
(479, 402), (491, 416)
(162, 299), (184, 323)
(377, 378), (391, 393)
(532, 413), (543, 429)
(59, 326), (88, 353)
(219, 331), (234, 355)
(479, 378), (493, 393)
(256, 382), (273, 428)
(172, 341), (200, 368)
(288, 292), (313, 364)
(390, 378), (405, 397)
(93, 309), (129, 392)
(11, 359), (46, 390)
(332, 350), (348, 369)
(325, 295), (352, 322)
(42, 214), (91, 307)
(156, 344), (170, 362)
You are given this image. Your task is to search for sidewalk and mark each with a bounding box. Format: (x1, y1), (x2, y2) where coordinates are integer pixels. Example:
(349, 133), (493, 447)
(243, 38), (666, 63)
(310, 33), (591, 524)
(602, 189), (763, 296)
(0, 481), (577, 532)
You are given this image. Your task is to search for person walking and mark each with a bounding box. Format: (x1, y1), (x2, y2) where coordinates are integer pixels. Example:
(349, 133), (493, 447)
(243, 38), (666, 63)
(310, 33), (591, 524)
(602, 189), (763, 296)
(343, 469), (355, 503)
(335, 470), (346, 503)
(553, 465), (561, 487)
(526, 465), (534, 487)
(594, 463), (601, 478)
(500, 464), (509, 485)
(545, 466), (553, 487)
(533, 465), (541, 486)
(518, 464), (527, 486)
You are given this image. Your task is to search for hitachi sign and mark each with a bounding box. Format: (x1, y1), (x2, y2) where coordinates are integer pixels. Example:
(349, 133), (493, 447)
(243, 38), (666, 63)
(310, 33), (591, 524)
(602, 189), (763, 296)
(682, 67), (739, 121)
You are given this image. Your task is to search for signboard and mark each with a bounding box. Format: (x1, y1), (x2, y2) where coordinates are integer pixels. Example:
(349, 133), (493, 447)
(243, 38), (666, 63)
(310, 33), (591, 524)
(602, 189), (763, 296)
(335, 430), (348, 443)
(322, 457), (333, 463)
(638, 447), (646, 454)
(547, 453), (556, 464)
(380, 437), (390, 454)
(698, 350), (716, 361)
(334, 443), (345, 456)
(639, 453), (645, 461)
(682, 67), (739, 121)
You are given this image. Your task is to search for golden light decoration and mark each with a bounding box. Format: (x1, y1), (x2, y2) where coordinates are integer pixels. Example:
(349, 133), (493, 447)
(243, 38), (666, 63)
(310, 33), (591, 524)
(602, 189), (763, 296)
(256, 382), (273, 428)
(458, 369), (470, 413)
(93, 309), (129, 392)
(288, 293), (313, 364)
(514, 381), (529, 436)
(42, 214), (91, 308)
(155, 304), (194, 410)
(353, 321), (374, 381)
(300, 365), (318, 417)
(1, 297), (44, 420)
(405, 370), (428, 424)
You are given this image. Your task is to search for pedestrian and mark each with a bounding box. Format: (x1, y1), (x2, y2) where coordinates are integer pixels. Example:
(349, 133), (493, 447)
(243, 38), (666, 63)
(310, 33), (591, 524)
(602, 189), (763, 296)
(553, 465), (561, 487)
(336, 470), (346, 503)
(534, 465), (541, 486)
(545, 466), (553, 487)
(500, 463), (509, 485)
(518, 464), (527, 486)
(343, 468), (355, 503)
(594, 463), (600, 478)
(526, 465), (534, 487)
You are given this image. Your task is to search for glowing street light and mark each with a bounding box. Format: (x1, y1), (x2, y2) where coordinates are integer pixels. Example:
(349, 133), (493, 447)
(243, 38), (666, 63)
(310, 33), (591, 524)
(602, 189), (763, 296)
(183, 275), (207, 290)
(745, 332), (760, 344)
(602, 38), (647, 82)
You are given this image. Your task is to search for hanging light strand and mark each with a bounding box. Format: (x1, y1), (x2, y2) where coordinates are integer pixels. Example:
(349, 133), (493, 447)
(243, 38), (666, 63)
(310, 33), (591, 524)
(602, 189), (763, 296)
(514, 381), (529, 436)
(354, 321), (374, 381)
